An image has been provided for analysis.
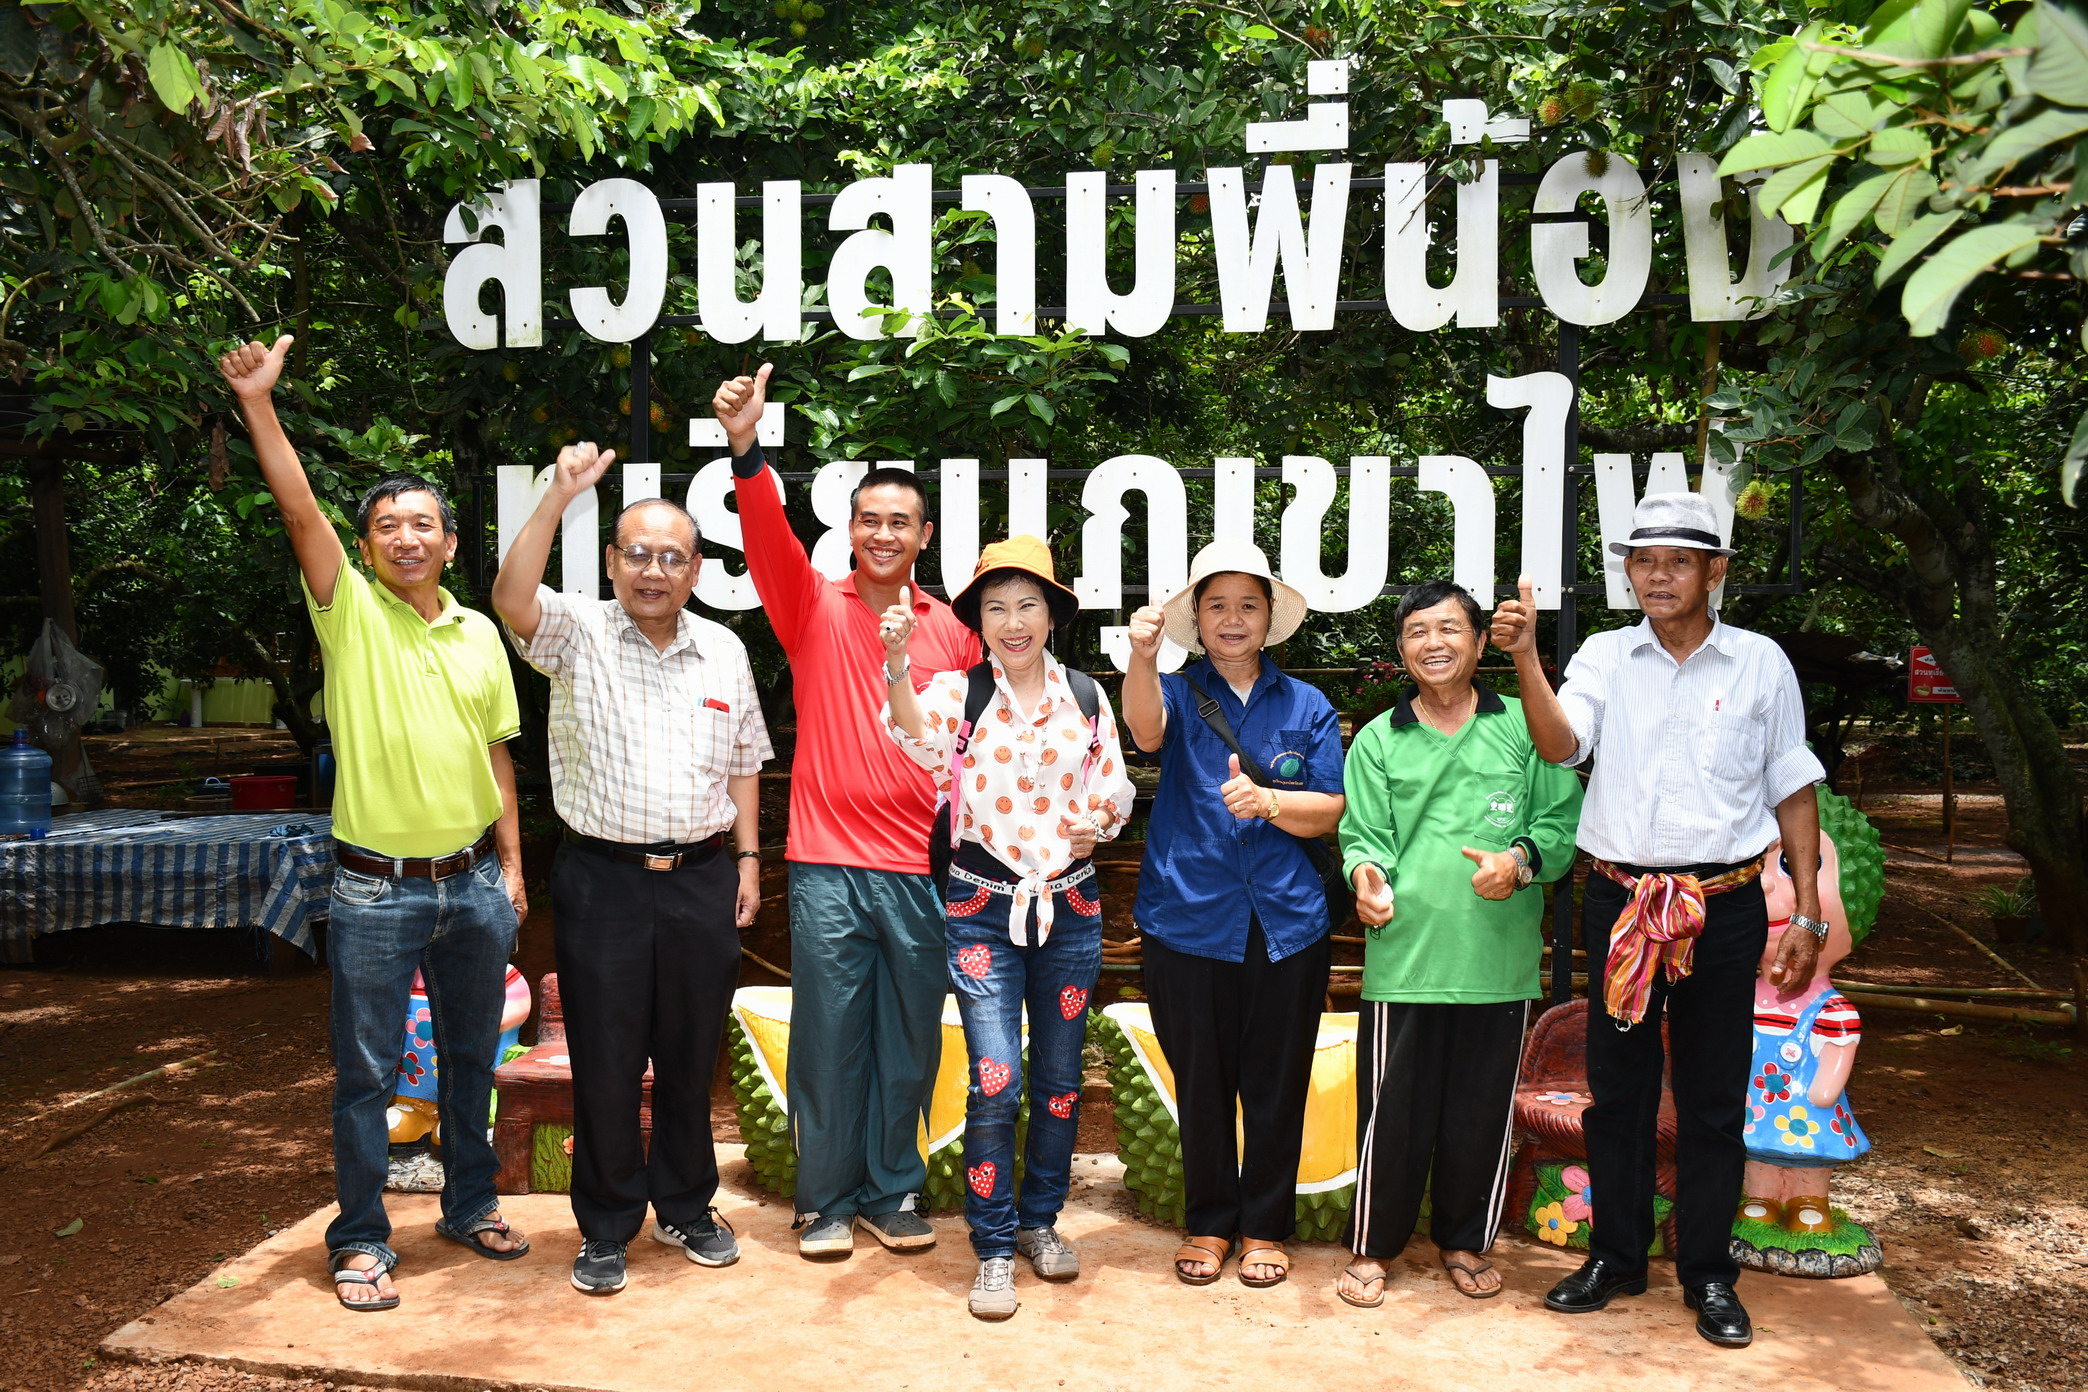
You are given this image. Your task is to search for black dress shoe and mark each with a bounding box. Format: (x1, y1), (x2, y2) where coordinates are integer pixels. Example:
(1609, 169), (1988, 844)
(1684, 1282), (1753, 1348)
(1543, 1257), (1649, 1313)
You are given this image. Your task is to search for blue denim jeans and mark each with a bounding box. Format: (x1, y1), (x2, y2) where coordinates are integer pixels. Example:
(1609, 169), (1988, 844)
(324, 844), (517, 1265)
(944, 864), (1102, 1259)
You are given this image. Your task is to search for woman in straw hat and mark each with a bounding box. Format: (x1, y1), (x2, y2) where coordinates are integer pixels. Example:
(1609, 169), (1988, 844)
(880, 537), (1136, 1321)
(1120, 540), (1346, 1289)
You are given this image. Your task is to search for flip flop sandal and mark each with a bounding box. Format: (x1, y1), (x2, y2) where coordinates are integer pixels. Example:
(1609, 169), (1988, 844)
(1338, 1263), (1387, 1310)
(1173, 1235), (1235, 1287)
(1238, 1239), (1290, 1289)
(330, 1252), (399, 1312)
(434, 1214), (531, 1261)
(1441, 1252), (1502, 1300)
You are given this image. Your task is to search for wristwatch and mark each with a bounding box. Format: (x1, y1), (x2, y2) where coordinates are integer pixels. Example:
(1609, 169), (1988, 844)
(1789, 913), (1830, 943)
(1263, 788), (1281, 821)
(734, 850), (762, 862)
(1508, 843), (1534, 890)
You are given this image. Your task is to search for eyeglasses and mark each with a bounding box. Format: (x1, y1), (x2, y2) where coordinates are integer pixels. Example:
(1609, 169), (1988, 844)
(612, 546), (693, 575)
(1399, 622), (1473, 643)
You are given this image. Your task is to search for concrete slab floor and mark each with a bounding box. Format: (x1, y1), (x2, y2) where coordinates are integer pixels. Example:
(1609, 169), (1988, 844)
(104, 1150), (1966, 1392)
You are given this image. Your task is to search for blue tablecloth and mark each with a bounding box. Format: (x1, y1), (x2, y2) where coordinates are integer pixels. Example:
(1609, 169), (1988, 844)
(0, 810), (335, 962)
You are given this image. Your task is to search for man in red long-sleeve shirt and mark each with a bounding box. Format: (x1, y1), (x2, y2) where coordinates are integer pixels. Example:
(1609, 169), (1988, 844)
(713, 365), (978, 1260)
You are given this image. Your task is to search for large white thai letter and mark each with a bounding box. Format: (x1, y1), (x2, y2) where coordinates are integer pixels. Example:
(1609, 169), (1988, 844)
(444, 180), (541, 349)
(1487, 372), (1573, 608)
(938, 458), (980, 589)
(828, 164), (933, 340)
(698, 180), (804, 343)
(1207, 164), (1352, 332)
(567, 178), (667, 343)
(1383, 163), (1499, 331)
(687, 459), (785, 611)
(1280, 456), (1390, 612)
(1076, 455), (1188, 672)
(961, 176), (1036, 336)
(1008, 459), (1049, 540)
(1417, 456), (1495, 600)
(1212, 456), (1257, 548)
(1065, 170), (1177, 338)
(1531, 153), (1652, 326)
(1678, 154), (1795, 323)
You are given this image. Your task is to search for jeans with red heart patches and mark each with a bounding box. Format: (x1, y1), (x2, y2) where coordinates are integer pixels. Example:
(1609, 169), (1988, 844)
(944, 857), (1102, 1259)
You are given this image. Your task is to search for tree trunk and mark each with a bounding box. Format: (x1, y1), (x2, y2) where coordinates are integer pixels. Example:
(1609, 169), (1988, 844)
(1826, 452), (2088, 957)
(27, 450), (92, 803)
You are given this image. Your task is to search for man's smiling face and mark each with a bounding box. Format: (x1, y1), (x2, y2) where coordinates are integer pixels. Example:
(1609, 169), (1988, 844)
(357, 490), (457, 592)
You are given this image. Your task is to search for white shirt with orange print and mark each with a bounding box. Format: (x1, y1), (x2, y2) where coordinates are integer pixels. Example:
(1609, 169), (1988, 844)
(884, 653), (1137, 943)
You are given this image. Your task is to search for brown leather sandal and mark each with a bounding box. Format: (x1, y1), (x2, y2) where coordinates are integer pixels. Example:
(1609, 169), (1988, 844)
(1238, 1239), (1290, 1288)
(1173, 1234), (1234, 1286)
(1440, 1251), (1502, 1300)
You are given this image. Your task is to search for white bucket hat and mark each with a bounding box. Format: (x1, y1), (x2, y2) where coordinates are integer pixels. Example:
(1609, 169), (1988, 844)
(1608, 492), (1737, 557)
(1158, 540), (1310, 652)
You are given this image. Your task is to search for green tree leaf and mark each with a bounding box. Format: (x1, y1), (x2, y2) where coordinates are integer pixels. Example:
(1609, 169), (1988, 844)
(1818, 170), (1890, 254)
(2029, 0), (2088, 107)
(1719, 128), (1833, 174)
(1873, 164), (1939, 234)
(146, 42), (202, 114)
(1758, 154), (1837, 223)
(1864, 127), (1932, 166)
(1874, 209), (1963, 285)
(1901, 222), (2043, 334)
(1912, 0), (1973, 59)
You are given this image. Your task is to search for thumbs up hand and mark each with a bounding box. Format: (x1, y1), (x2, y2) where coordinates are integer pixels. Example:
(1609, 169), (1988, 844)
(1219, 752), (1267, 821)
(713, 361), (774, 455)
(1463, 845), (1519, 901)
(1353, 863), (1394, 926)
(1490, 573), (1537, 657)
(879, 584), (916, 658)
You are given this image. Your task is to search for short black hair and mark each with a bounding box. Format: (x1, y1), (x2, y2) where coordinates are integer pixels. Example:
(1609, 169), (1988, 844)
(356, 473), (455, 538)
(849, 467), (930, 526)
(613, 497), (699, 550)
(1192, 571), (1273, 609)
(1393, 579), (1483, 638)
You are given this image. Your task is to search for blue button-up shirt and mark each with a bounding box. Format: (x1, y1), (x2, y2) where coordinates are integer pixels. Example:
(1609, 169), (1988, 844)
(1131, 660), (1345, 962)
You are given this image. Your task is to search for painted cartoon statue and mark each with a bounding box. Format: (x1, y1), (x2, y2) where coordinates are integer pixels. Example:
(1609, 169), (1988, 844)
(1733, 786), (1884, 1278)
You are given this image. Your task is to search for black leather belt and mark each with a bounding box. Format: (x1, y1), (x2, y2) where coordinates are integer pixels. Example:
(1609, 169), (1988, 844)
(337, 830), (496, 881)
(566, 830), (723, 871)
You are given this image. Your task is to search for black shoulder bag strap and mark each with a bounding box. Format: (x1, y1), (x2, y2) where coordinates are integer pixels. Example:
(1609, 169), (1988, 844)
(929, 663), (999, 897)
(1179, 671), (1351, 931)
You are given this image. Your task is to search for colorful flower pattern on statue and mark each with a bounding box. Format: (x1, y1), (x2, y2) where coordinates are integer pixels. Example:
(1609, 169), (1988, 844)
(1534, 1200), (1579, 1246)
(1560, 1165), (1594, 1223)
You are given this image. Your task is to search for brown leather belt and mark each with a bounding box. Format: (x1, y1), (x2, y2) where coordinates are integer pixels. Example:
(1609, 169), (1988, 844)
(336, 830), (496, 881)
(566, 830), (723, 871)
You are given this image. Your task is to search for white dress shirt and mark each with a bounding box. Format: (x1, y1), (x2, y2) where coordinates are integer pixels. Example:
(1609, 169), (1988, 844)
(512, 587), (773, 844)
(1560, 616), (1824, 867)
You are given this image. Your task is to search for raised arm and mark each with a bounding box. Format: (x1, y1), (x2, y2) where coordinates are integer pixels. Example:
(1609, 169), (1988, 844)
(713, 364), (824, 652)
(218, 335), (345, 605)
(1491, 575), (1580, 765)
(491, 441), (617, 642)
(1120, 604), (1167, 752)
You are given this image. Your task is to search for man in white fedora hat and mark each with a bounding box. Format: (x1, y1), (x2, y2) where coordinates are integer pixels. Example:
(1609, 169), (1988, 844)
(1120, 540), (1346, 1290)
(1491, 492), (1826, 1349)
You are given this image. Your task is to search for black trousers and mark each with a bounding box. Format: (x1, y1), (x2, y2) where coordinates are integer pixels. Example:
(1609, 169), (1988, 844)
(1143, 921), (1330, 1242)
(1583, 863), (1767, 1287)
(1344, 999), (1528, 1259)
(550, 840), (740, 1243)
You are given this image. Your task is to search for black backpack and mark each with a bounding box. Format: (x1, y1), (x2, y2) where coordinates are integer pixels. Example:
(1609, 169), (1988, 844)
(929, 662), (1103, 897)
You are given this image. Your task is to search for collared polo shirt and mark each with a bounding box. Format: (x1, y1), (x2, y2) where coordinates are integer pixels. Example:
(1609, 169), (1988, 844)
(1338, 684), (1584, 1003)
(732, 443), (979, 873)
(511, 587), (773, 844)
(1130, 659), (1344, 962)
(303, 559), (519, 858)
(1558, 616), (1824, 867)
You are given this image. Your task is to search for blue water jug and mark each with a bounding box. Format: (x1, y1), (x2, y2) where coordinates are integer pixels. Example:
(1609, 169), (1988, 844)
(0, 729), (53, 839)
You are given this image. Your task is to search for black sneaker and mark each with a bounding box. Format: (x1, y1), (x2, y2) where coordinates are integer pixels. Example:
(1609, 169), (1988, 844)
(857, 1198), (936, 1251)
(571, 1238), (628, 1295)
(654, 1209), (740, 1267)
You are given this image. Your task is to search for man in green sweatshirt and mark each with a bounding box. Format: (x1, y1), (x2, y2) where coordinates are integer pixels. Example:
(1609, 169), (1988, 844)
(1333, 580), (1583, 1310)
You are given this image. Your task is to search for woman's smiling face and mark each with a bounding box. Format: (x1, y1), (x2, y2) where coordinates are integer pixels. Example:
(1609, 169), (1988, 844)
(1194, 573), (1271, 659)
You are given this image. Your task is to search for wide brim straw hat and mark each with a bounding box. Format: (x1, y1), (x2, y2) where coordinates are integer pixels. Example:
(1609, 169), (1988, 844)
(1608, 491), (1737, 557)
(1159, 540), (1309, 653)
(951, 535), (1080, 631)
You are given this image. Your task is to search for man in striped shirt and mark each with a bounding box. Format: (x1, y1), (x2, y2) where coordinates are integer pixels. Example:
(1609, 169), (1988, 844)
(1493, 493), (1827, 1350)
(494, 441), (773, 1295)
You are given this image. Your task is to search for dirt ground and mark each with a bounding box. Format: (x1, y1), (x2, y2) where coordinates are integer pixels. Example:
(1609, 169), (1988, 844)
(0, 731), (2083, 1392)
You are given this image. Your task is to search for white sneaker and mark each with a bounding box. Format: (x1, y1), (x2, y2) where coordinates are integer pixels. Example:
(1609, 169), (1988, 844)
(1015, 1225), (1080, 1281)
(969, 1256), (1018, 1320)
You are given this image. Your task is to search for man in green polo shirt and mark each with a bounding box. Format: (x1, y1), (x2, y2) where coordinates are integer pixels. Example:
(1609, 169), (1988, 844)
(221, 334), (531, 1312)
(1332, 579), (1582, 1310)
